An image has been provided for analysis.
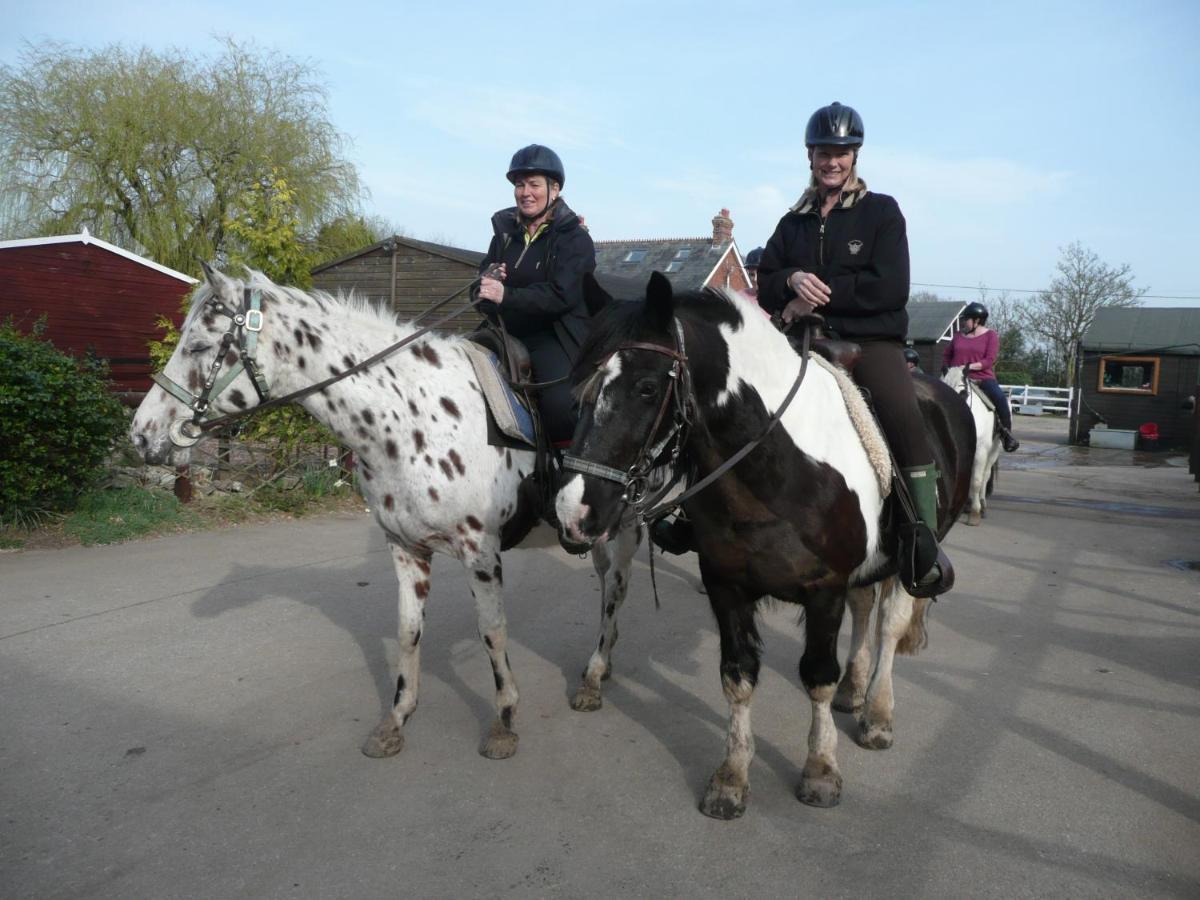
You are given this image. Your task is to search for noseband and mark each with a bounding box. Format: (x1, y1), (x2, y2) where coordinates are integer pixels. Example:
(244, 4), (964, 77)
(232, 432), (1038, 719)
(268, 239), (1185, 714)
(561, 319), (693, 514)
(152, 287), (270, 447)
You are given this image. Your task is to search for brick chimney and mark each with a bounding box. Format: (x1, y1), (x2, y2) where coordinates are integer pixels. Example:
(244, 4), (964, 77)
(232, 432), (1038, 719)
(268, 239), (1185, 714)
(711, 208), (733, 245)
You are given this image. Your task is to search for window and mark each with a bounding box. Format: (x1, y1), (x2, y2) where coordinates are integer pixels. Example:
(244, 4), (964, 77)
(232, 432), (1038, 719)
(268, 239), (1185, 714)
(622, 249), (647, 263)
(1098, 356), (1159, 395)
(673, 248), (692, 260)
(665, 261), (684, 273)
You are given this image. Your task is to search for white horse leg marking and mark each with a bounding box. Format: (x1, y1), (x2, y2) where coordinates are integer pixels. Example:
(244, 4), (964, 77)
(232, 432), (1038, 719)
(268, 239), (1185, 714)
(362, 542), (431, 757)
(858, 577), (914, 750)
(797, 682), (843, 807)
(571, 523), (640, 712)
(700, 674), (756, 820)
(468, 540), (520, 759)
(834, 583), (876, 713)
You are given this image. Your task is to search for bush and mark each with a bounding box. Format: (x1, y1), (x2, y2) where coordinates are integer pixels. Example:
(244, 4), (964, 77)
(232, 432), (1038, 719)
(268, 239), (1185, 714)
(995, 369), (1034, 385)
(0, 319), (128, 524)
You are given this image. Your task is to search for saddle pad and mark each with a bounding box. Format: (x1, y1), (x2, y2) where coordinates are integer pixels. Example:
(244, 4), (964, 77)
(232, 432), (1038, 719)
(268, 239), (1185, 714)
(462, 343), (536, 447)
(968, 379), (996, 412)
(808, 353), (892, 497)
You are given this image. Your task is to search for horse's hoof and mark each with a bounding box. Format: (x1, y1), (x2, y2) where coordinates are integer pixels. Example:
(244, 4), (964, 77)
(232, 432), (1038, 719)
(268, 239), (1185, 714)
(361, 721), (404, 758)
(856, 719), (894, 750)
(699, 770), (748, 820)
(479, 721), (519, 759)
(967, 511), (982, 526)
(570, 685), (603, 712)
(796, 765), (843, 808)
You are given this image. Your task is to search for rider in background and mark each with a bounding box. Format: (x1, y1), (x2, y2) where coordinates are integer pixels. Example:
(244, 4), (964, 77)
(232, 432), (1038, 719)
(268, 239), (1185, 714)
(472, 144), (595, 444)
(757, 101), (950, 597)
(942, 301), (1020, 451)
(904, 346), (923, 373)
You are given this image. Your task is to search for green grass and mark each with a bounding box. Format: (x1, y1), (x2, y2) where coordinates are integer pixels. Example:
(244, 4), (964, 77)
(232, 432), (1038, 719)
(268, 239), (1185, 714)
(63, 486), (198, 545)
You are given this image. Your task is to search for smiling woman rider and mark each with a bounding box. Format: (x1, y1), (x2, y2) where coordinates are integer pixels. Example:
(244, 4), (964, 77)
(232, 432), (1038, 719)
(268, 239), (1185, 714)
(471, 144), (595, 446)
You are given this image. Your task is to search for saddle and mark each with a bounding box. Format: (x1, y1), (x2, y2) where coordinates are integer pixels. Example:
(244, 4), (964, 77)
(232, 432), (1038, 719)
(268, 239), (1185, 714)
(468, 324), (531, 386)
(776, 313), (862, 372)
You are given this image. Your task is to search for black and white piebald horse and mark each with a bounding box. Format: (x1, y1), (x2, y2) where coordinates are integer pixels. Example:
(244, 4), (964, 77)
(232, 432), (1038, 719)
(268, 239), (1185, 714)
(555, 273), (974, 819)
(942, 365), (1002, 525)
(130, 266), (641, 760)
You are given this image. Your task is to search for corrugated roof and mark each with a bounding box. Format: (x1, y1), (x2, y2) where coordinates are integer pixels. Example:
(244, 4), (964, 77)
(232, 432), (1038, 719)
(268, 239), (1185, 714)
(311, 234), (485, 273)
(594, 238), (736, 291)
(905, 301), (966, 342)
(1082, 307), (1200, 356)
(0, 227), (198, 284)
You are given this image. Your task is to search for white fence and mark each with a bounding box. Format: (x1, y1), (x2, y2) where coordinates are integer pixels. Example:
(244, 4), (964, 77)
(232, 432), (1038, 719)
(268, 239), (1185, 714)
(1001, 383), (1073, 417)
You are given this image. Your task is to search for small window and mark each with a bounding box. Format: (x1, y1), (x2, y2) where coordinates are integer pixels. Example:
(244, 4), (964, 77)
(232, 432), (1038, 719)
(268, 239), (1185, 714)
(673, 248), (692, 260)
(1098, 356), (1159, 395)
(665, 261), (684, 273)
(623, 250), (647, 263)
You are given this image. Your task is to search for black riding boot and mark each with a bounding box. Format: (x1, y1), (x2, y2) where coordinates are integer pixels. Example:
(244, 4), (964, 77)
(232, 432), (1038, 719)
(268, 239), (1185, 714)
(999, 424), (1020, 453)
(650, 512), (696, 555)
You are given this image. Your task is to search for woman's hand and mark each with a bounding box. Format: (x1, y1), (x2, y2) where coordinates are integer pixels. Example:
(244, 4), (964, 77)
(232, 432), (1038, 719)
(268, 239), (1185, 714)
(782, 297), (815, 323)
(479, 266), (505, 304)
(788, 270), (831, 308)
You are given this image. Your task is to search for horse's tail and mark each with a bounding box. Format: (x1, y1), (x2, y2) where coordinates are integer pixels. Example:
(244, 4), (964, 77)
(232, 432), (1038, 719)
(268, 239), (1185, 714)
(896, 594), (932, 656)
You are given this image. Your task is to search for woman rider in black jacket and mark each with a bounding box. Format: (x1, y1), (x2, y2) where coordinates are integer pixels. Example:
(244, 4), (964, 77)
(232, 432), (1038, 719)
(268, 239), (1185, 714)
(757, 102), (950, 597)
(472, 144), (596, 445)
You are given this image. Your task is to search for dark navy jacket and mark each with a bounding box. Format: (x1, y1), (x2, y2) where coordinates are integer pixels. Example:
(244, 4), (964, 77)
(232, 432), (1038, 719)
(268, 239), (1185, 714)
(757, 189), (910, 340)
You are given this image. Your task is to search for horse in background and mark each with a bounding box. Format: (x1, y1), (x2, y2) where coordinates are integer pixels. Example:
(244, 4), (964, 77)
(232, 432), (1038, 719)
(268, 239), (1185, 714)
(130, 265), (641, 760)
(942, 365), (1002, 525)
(556, 273), (974, 818)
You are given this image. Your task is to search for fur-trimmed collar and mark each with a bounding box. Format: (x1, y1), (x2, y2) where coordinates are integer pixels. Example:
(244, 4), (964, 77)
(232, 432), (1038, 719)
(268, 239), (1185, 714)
(791, 176), (868, 215)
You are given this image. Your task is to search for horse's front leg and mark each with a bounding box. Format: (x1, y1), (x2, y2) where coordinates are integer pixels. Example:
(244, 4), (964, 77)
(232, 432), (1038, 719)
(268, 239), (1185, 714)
(857, 577), (916, 750)
(572, 522), (641, 712)
(833, 583), (875, 713)
(699, 578), (761, 820)
(468, 540), (520, 759)
(362, 542), (431, 758)
(797, 589), (847, 807)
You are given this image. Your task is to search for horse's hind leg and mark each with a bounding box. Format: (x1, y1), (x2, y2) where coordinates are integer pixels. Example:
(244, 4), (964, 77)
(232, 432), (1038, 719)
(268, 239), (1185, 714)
(857, 577), (915, 750)
(699, 578), (761, 820)
(572, 522), (640, 712)
(362, 543), (431, 758)
(469, 541), (520, 759)
(833, 584), (875, 713)
(797, 591), (846, 808)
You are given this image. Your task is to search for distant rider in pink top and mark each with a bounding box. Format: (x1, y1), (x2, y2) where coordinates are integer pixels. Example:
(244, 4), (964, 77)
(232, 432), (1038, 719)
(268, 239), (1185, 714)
(942, 301), (1019, 451)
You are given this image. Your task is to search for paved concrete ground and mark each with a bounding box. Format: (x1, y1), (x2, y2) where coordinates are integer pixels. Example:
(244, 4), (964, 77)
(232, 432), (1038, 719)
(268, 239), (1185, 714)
(2, 417), (1198, 899)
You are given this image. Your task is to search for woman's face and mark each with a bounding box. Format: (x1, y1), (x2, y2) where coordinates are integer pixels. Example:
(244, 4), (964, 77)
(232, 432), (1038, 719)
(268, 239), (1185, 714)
(961, 316), (979, 333)
(809, 145), (856, 192)
(513, 175), (558, 218)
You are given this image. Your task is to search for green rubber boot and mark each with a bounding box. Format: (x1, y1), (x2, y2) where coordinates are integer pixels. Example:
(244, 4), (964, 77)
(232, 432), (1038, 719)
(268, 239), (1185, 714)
(899, 464), (954, 597)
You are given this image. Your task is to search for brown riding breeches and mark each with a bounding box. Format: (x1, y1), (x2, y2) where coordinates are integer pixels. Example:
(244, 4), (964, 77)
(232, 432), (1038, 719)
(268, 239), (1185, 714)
(852, 339), (934, 471)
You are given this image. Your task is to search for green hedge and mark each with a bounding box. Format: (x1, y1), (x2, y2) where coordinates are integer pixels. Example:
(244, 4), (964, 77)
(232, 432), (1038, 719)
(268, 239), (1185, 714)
(0, 320), (128, 523)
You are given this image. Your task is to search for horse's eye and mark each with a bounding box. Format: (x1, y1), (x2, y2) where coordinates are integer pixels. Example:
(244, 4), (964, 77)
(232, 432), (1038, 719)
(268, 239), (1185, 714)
(637, 378), (659, 400)
(188, 342), (211, 354)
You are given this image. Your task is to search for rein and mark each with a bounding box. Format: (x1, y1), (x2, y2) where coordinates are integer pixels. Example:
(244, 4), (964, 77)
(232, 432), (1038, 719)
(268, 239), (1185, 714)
(155, 271), (497, 447)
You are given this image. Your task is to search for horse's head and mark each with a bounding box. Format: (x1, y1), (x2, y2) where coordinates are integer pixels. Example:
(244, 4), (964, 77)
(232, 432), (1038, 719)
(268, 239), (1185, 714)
(556, 272), (689, 548)
(131, 264), (272, 465)
(941, 365), (968, 394)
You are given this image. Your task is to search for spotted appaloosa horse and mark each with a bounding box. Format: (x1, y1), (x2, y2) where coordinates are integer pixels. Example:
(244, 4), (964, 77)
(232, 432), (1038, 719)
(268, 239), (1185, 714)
(555, 273), (974, 818)
(943, 366), (1002, 526)
(130, 266), (641, 760)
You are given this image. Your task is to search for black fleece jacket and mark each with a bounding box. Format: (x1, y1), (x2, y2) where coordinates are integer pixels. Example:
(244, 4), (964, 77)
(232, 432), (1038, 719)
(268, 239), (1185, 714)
(472, 199), (595, 352)
(757, 191), (910, 340)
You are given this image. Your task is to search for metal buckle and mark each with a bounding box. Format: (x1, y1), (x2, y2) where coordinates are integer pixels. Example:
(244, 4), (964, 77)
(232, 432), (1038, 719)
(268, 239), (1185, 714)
(244, 309), (264, 332)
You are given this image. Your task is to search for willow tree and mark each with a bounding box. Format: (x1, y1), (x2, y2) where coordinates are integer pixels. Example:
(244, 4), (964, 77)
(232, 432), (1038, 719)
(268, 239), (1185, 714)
(0, 38), (361, 276)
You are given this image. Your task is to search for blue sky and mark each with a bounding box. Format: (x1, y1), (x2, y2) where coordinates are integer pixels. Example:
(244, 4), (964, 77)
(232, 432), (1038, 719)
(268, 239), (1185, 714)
(4, 0), (1199, 304)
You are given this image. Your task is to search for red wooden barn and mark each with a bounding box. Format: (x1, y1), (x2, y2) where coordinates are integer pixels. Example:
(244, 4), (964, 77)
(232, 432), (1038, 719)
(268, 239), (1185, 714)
(0, 228), (197, 394)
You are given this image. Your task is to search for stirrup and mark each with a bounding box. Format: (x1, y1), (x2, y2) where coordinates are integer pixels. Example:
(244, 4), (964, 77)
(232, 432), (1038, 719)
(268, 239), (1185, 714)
(1001, 429), (1020, 452)
(905, 547), (956, 598)
(649, 514), (696, 555)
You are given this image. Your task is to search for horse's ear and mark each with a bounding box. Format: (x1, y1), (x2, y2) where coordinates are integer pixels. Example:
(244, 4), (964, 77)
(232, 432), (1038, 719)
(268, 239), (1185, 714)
(200, 261), (237, 303)
(644, 271), (674, 332)
(582, 271), (612, 317)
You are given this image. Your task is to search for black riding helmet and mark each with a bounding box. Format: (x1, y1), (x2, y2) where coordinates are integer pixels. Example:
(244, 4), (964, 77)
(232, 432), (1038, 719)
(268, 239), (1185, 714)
(805, 102), (865, 148)
(960, 301), (989, 325)
(744, 246), (764, 269)
(903, 347), (921, 366)
(506, 144), (565, 188)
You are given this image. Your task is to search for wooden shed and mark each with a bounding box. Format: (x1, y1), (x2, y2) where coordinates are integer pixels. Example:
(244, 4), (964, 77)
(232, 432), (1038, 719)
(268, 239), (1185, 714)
(904, 301), (965, 374)
(0, 228), (197, 394)
(311, 235), (486, 332)
(1071, 307), (1200, 449)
